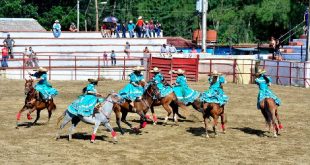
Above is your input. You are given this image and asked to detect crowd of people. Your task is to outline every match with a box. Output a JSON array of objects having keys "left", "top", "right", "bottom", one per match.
[{"left": 101, "top": 16, "right": 162, "bottom": 38}]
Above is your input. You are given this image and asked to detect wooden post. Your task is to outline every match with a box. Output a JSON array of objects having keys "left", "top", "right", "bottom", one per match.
[
  {"left": 22, "top": 54, "right": 25, "bottom": 79},
  {"left": 49, "top": 56, "right": 51, "bottom": 80},
  {"left": 195, "top": 55, "right": 200, "bottom": 82},
  {"left": 276, "top": 61, "right": 279, "bottom": 84},
  {"left": 123, "top": 57, "right": 126, "bottom": 80},
  {"left": 233, "top": 59, "right": 237, "bottom": 83},
  {"left": 98, "top": 56, "right": 100, "bottom": 80},
  {"left": 289, "top": 62, "right": 292, "bottom": 86}
]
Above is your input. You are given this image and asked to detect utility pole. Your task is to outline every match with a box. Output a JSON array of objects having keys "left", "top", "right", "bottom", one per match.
[
  {"left": 202, "top": 0, "right": 208, "bottom": 52},
  {"left": 77, "top": 0, "right": 80, "bottom": 31},
  {"left": 95, "top": 0, "right": 99, "bottom": 31},
  {"left": 307, "top": 0, "right": 310, "bottom": 61}
]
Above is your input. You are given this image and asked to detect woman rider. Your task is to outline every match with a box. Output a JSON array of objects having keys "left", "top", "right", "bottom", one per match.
[
  {"left": 29, "top": 67, "right": 58, "bottom": 101},
  {"left": 255, "top": 69, "right": 281, "bottom": 109},
  {"left": 118, "top": 66, "right": 145, "bottom": 112},
  {"left": 171, "top": 69, "right": 200, "bottom": 105},
  {"left": 67, "top": 79, "right": 104, "bottom": 117},
  {"left": 200, "top": 70, "right": 229, "bottom": 106},
  {"left": 150, "top": 67, "right": 172, "bottom": 98}
]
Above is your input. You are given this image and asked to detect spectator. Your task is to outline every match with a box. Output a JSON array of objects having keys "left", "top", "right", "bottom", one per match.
[
  {"left": 121, "top": 22, "right": 127, "bottom": 38},
  {"left": 149, "top": 19, "right": 155, "bottom": 38},
  {"left": 69, "top": 22, "right": 78, "bottom": 32},
  {"left": 101, "top": 24, "right": 110, "bottom": 38},
  {"left": 136, "top": 16, "right": 144, "bottom": 38},
  {"left": 111, "top": 50, "right": 116, "bottom": 66},
  {"left": 155, "top": 21, "right": 162, "bottom": 37},
  {"left": 114, "top": 22, "right": 121, "bottom": 38},
  {"left": 142, "top": 47, "right": 151, "bottom": 66},
  {"left": 160, "top": 44, "right": 168, "bottom": 53},
  {"left": 269, "top": 36, "right": 276, "bottom": 60},
  {"left": 143, "top": 21, "right": 150, "bottom": 38},
  {"left": 53, "top": 20, "right": 62, "bottom": 38},
  {"left": 304, "top": 7, "right": 309, "bottom": 35},
  {"left": 124, "top": 41, "right": 131, "bottom": 59},
  {"left": 23, "top": 47, "right": 32, "bottom": 67},
  {"left": 127, "top": 20, "right": 135, "bottom": 38},
  {"left": 190, "top": 47, "right": 197, "bottom": 53},
  {"left": 3, "top": 34, "right": 15, "bottom": 59},
  {"left": 103, "top": 51, "right": 108, "bottom": 66},
  {"left": 1, "top": 43, "right": 9, "bottom": 67},
  {"left": 29, "top": 47, "right": 39, "bottom": 67},
  {"left": 169, "top": 44, "right": 177, "bottom": 54}
]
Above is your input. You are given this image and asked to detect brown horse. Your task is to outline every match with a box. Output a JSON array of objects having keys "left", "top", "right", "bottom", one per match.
[
  {"left": 113, "top": 82, "right": 160, "bottom": 134},
  {"left": 259, "top": 98, "right": 282, "bottom": 137},
  {"left": 16, "top": 79, "right": 56, "bottom": 128},
  {"left": 201, "top": 103, "right": 226, "bottom": 138}
]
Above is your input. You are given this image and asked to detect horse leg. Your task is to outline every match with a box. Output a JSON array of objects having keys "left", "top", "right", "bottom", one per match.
[
  {"left": 275, "top": 109, "right": 283, "bottom": 129},
  {"left": 114, "top": 108, "right": 125, "bottom": 135},
  {"left": 27, "top": 107, "right": 36, "bottom": 120},
  {"left": 47, "top": 109, "right": 52, "bottom": 124},
  {"left": 204, "top": 115, "right": 209, "bottom": 138},
  {"left": 162, "top": 103, "right": 175, "bottom": 126},
  {"left": 220, "top": 106, "right": 226, "bottom": 133},
  {"left": 136, "top": 111, "right": 148, "bottom": 129},
  {"left": 90, "top": 121, "right": 101, "bottom": 143},
  {"left": 212, "top": 114, "right": 219, "bottom": 137},
  {"left": 68, "top": 117, "right": 81, "bottom": 141},
  {"left": 31, "top": 110, "right": 41, "bottom": 126},
  {"left": 150, "top": 106, "right": 158, "bottom": 125},
  {"left": 121, "top": 110, "right": 133, "bottom": 129},
  {"left": 16, "top": 106, "right": 28, "bottom": 128},
  {"left": 102, "top": 120, "right": 118, "bottom": 143},
  {"left": 56, "top": 111, "right": 72, "bottom": 140}
]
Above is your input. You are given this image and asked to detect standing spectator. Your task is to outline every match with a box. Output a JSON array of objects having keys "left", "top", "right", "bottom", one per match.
[
  {"left": 114, "top": 22, "right": 121, "bottom": 38},
  {"left": 1, "top": 43, "right": 9, "bottom": 67},
  {"left": 149, "top": 19, "right": 155, "bottom": 38},
  {"left": 304, "top": 7, "right": 309, "bottom": 35},
  {"left": 52, "top": 20, "right": 62, "bottom": 38},
  {"left": 269, "top": 36, "right": 276, "bottom": 60},
  {"left": 111, "top": 50, "right": 116, "bottom": 66},
  {"left": 3, "top": 34, "right": 15, "bottom": 59},
  {"left": 121, "top": 22, "right": 127, "bottom": 38},
  {"left": 155, "top": 21, "right": 162, "bottom": 37},
  {"left": 127, "top": 20, "right": 135, "bottom": 38},
  {"left": 101, "top": 24, "right": 110, "bottom": 38},
  {"left": 23, "top": 47, "right": 32, "bottom": 67},
  {"left": 103, "top": 51, "right": 108, "bottom": 66},
  {"left": 124, "top": 41, "right": 131, "bottom": 58},
  {"left": 136, "top": 16, "right": 144, "bottom": 38},
  {"left": 144, "top": 21, "right": 150, "bottom": 38},
  {"left": 69, "top": 22, "right": 78, "bottom": 32},
  {"left": 29, "top": 47, "right": 39, "bottom": 67},
  {"left": 142, "top": 47, "right": 151, "bottom": 66}
]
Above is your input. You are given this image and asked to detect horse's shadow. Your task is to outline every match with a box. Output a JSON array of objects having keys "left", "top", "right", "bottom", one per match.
[
  {"left": 231, "top": 127, "right": 267, "bottom": 137},
  {"left": 16, "top": 122, "right": 45, "bottom": 128},
  {"left": 131, "top": 117, "right": 194, "bottom": 126},
  {"left": 186, "top": 127, "right": 211, "bottom": 136},
  {"left": 58, "top": 132, "right": 108, "bottom": 141}
]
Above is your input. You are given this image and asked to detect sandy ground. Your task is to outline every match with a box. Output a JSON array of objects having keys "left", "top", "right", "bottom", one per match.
[{"left": 0, "top": 79, "right": 309, "bottom": 165}]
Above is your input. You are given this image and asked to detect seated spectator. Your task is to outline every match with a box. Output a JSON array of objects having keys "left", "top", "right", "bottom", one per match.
[
  {"left": 103, "top": 51, "right": 108, "bottom": 66},
  {"left": 142, "top": 47, "right": 151, "bottom": 66},
  {"left": 160, "top": 44, "right": 168, "bottom": 54},
  {"left": 124, "top": 42, "right": 130, "bottom": 58},
  {"left": 190, "top": 47, "right": 197, "bottom": 53},
  {"left": 111, "top": 50, "right": 116, "bottom": 66},
  {"left": 52, "top": 20, "right": 62, "bottom": 38},
  {"left": 169, "top": 44, "right": 177, "bottom": 54},
  {"left": 69, "top": 22, "right": 78, "bottom": 32},
  {"left": 29, "top": 47, "right": 39, "bottom": 67},
  {"left": 101, "top": 24, "right": 111, "bottom": 38}
]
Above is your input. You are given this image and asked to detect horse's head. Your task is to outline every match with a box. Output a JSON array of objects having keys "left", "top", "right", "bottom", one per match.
[
  {"left": 144, "top": 81, "right": 160, "bottom": 99},
  {"left": 24, "top": 78, "right": 34, "bottom": 95}
]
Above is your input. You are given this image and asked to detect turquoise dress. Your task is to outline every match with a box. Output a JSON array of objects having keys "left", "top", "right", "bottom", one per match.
[
  {"left": 32, "top": 72, "right": 58, "bottom": 100},
  {"left": 68, "top": 84, "right": 104, "bottom": 117},
  {"left": 172, "top": 75, "right": 200, "bottom": 105},
  {"left": 152, "top": 73, "right": 173, "bottom": 97},
  {"left": 119, "top": 72, "right": 145, "bottom": 101},
  {"left": 255, "top": 75, "right": 281, "bottom": 109},
  {"left": 200, "top": 76, "right": 229, "bottom": 106}
]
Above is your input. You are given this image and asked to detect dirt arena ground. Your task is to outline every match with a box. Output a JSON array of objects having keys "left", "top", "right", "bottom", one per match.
[{"left": 0, "top": 79, "right": 309, "bottom": 164}]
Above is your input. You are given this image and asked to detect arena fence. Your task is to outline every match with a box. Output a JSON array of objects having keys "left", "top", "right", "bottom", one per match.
[{"left": 0, "top": 55, "right": 309, "bottom": 88}]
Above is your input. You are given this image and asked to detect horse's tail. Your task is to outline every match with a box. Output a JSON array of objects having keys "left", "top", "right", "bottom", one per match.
[
  {"left": 264, "top": 99, "right": 272, "bottom": 124},
  {"left": 56, "top": 111, "right": 66, "bottom": 127}
]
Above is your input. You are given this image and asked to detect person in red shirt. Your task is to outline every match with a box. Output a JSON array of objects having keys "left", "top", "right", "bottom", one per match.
[
  {"left": 136, "top": 16, "right": 144, "bottom": 38},
  {"left": 1, "top": 43, "right": 9, "bottom": 67}
]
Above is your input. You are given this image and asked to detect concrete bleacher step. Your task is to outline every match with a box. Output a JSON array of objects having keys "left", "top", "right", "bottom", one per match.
[{"left": 293, "top": 39, "right": 307, "bottom": 46}]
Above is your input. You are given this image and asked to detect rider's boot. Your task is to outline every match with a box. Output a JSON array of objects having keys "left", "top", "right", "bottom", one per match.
[{"left": 130, "top": 101, "right": 137, "bottom": 112}]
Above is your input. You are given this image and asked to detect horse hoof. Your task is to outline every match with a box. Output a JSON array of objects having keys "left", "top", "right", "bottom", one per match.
[
  {"left": 222, "top": 130, "right": 226, "bottom": 134},
  {"left": 273, "top": 134, "right": 278, "bottom": 138},
  {"left": 90, "top": 140, "right": 95, "bottom": 143},
  {"left": 153, "top": 122, "right": 157, "bottom": 125},
  {"left": 205, "top": 135, "right": 210, "bottom": 139}
]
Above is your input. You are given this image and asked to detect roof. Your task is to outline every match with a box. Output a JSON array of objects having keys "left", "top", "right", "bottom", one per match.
[
  {"left": 166, "top": 37, "right": 195, "bottom": 48},
  {"left": 0, "top": 18, "right": 46, "bottom": 32}
]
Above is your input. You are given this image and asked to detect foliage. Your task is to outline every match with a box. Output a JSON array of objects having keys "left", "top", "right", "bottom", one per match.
[{"left": 0, "top": 0, "right": 309, "bottom": 43}]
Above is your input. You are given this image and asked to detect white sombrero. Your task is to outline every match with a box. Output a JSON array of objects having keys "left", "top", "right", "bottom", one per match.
[
  {"left": 138, "top": 16, "right": 143, "bottom": 19},
  {"left": 132, "top": 66, "right": 145, "bottom": 71},
  {"left": 150, "top": 67, "right": 161, "bottom": 73},
  {"left": 55, "top": 20, "right": 59, "bottom": 23},
  {"left": 171, "top": 69, "right": 185, "bottom": 74},
  {"left": 257, "top": 69, "right": 266, "bottom": 75},
  {"left": 34, "top": 67, "right": 48, "bottom": 72},
  {"left": 210, "top": 70, "right": 222, "bottom": 76}
]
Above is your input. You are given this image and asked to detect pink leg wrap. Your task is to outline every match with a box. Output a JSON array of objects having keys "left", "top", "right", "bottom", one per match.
[
  {"left": 91, "top": 133, "right": 96, "bottom": 141},
  {"left": 27, "top": 113, "right": 32, "bottom": 120},
  {"left": 221, "top": 124, "right": 225, "bottom": 130},
  {"left": 111, "top": 131, "right": 117, "bottom": 137},
  {"left": 141, "top": 121, "right": 147, "bottom": 128},
  {"left": 279, "top": 124, "right": 283, "bottom": 129},
  {"left": 16, "top": 113, "right": 21, "bottom": 120},
  {"left": 153, "top": 115, "right": 158, "bottom": 122},
  {"left": 274, "top": 124, "right": 279, "bottom": 132},
  {"left": 145, "top": 114, "right": 150, "bottom": 119}
]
